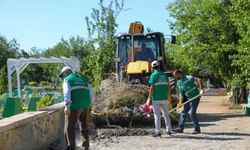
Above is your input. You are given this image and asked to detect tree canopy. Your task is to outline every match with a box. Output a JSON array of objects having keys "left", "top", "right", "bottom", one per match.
[{"left": 167, "top": 0, "right": 250, "bottom": 102}]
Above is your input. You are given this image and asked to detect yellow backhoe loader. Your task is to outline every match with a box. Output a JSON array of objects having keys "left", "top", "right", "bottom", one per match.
[{"left": 115, "top": 21, "right": 175, "bottom": 84}]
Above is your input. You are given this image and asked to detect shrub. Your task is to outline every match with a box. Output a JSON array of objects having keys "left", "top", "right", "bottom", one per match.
[
  {"left": 0, "top": 67, "right": 7, "bottom": 93},
  {"left": 56, "top": 87, "right": 63, "bottom": 92},
  {"left": 36, "top": 95, "right": 55, "bottom": 109},
  {"left": 39, "top": 81, "right": 47, "bottom": 87},
  {"left": 29, "top": 81, "right": 38, "bottom": 87}
]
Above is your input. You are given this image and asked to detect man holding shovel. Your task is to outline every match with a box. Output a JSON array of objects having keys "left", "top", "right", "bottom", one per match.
[
  {"left": 59, "top": 66, "right": 91, "bottom": 150},
  {"left": 172, "top": 70, "right": 205, "bottom": 134}
]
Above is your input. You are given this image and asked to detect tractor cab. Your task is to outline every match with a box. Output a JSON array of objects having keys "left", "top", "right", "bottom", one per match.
[{"left": 116, "top": 32, "right": 166, "bottom": 84}]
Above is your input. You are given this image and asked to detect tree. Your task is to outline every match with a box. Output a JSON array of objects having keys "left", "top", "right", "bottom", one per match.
[
  {"left": 0, "top": 36, "right": 18, "bottom": 68},
  {"left": 41, "top": 36, "right": 95, "bottom": 81},
  {"left": 167, "top": 0, "right": 250, "bottom": 103},
  {"left": 85, "top": 0, "right": 124, "bottom": 85},
  {"left": 0, "top": 35, "right": 19, "bottom": 93},
  {"left": 228, "top": 0, "right": 250, "bottom": 102}
]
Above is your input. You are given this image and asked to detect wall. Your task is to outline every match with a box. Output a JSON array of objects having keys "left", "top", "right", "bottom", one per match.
[{"left": 0, "top": 102, "right": 65, "bottom": 150}]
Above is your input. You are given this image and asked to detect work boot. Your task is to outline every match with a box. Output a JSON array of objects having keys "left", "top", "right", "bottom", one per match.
[
  {"left": 166, "top": 131, "right": 172, "bottom": 136},
  {"left": 82, "top": 130, "right": 90, "bottom": 148},
  {"left": 192, "top": 129, "right": 201, "bottom": 134},
  {"left": 152, "top": 132, "right": 161, "bottom": 137},
  {"left": 66, "top": 146, "right": 71, "bottom": 150},
  {"left": 82, "top": 141, "right": 89, "bottom": 148},
  {"left": 172, "top": 128, "right": 183, "bottom": 133},
  {"left": 65, "top": 145, "right": 76, "bottom": 150}
]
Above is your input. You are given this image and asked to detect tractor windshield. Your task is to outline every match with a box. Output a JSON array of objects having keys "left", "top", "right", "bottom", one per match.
[{"left": 117, "top": 35, "right": 160, "bottom": 67}]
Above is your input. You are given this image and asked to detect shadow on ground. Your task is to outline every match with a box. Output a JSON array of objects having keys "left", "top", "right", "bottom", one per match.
[
  {"left": 198, "top": 113, "right": 244, "bottom": 122},
  {"left": 203, "top": 132, "right": 250, "bottom": 137},
  {"left": 179, "top": 113, "right": 244, "bottom": 128},
  {"left": 169, "top": 134, "right": 242, "bottom": 141},
  {"left": 173, "top": 113, "right": 245, "bottom": 131}
]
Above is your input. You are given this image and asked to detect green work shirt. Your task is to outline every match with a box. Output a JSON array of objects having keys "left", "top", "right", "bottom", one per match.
[
  {"left": 177, "top": 75, "right": 200, "bottom": 99},
  {"left": 148, "top": 70, "right": 169, "bottom": 101},
  {"left": 64, "top": 73, "right": 91, "bottom": 110}
]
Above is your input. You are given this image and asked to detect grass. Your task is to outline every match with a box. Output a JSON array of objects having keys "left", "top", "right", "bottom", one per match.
[
  {"left": 220, "top": 96, "right": 243, "bottom": 110},
  {"left": 0, "top": 93, "right": 5, "bottom": 100},
  {"left": 229, "top": 103, "right": 243, "bottom": 110}
]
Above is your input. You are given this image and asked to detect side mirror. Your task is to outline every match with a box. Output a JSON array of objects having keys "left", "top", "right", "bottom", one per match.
[{"left": 170, "top": 35, "right": 176, "bottom": 44}]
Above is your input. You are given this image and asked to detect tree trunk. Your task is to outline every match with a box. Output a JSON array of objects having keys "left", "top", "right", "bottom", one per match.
[
  {"left": 232, "top": 88, "right": 239, "bottom": 104},
  {"left": 240, "top": 87, "right": 247, "bottom": 103},
  {"left": 233, "top": 87, "right": 248, "bottom": 104}
]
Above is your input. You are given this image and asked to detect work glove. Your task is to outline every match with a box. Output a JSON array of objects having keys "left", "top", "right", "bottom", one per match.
[
  {"left": 200, "top": 89, "right": 205, "bottom": 96},
  {"left": 146, "top": 98, "right": 152, "bottom": 107},
  {"left": 177, "top": 102, "right": 183, "bottom": 108},
  {"left": 64, "top": 104, "right": 71, "bottom": 116}
]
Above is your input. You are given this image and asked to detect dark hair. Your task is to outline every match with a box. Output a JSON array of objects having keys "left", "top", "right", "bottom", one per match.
[
  {"left": 152, "top": 66, "right": 159, "bottom": 69},
  {"left": 174, "top": 69, "right": 182, "bottom": 75}
]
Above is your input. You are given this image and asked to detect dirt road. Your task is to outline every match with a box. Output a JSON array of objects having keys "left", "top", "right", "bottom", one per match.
[{"left": 91, "top": 96, "right": 250, "bottom": 150}]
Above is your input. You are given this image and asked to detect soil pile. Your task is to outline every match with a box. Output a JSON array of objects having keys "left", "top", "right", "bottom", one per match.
[
  {"left": 92, "top": 79, "right": 179, "bottom": 126},
  {"left": 94, "top": 78, "right": 148, "bottom": 112}
]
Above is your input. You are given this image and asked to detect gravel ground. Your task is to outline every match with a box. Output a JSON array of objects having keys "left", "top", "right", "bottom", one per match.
[{"left": 88, "top": 96, "right": 250, "bottom": 150}]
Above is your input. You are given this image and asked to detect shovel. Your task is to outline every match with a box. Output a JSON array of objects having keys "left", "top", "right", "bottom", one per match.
[{"left": 169, "top": 88, "right": 210, "bottom": 113}]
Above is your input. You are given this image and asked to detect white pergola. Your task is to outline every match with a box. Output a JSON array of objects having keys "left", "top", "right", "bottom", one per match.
[{"left": 7, "top": 56, "right": 80, "bottom": 97}]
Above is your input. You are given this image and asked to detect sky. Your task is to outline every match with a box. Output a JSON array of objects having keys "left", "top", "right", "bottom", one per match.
[{"left": 0, "top": 0, "right": 175, "bottom": 51}]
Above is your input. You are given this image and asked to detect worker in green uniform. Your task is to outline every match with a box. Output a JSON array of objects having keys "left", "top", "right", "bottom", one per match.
[
  {"left": 173, "top": 70, "right": 204, "bottom": 134},
  {"left": 147, "top": 60, "right": 172, "bottom": 137},
  {"left": 59, "top": 66, "right": 92, "bottom": 150}
]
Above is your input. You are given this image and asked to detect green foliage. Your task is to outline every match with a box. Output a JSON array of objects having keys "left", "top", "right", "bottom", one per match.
[
  {"left": 43, "top": 87, "right": 50, "bottom": 91},
  {"left": 36, "top": 96, "right": 55, "bottom": 109},
  {"left": 227, "top": 75, "right": 245, "bottom": 89},
  {"left": 85, "top": 0, "right": 124, "bottom": 86},
  {"left": 229, "top": 0, "right": 250, "bottom": 88},
  {"left": 56, "top": 87, "right": 63, "bottom": 92},
  {"left": 229, "top": 103, "right": 242, "bottom": 110},
  {"left": 41, "top": 36, "right": 96, "bottom": 83},
  {"left": 0, "top": 36, "right": 18, "bottom": 68},
  {"left": 167, "top": 0, "right": 250, "bottom": 103},
  {"left": 0, "top": 36, "right": 19, "bottom": 93},
  {"left": 0, "top": 67, "right": 7, "bottom": 93},
  {"left": 39, "top": 81, "right": 48, "bottom": 87},
  {"left": 21, "top": 105, "right": 28, "bottom": 113},
  {"left": 31, "top": 89, "right": 40, "bottom": 97},
  {"left": 0, "top": 108, "right": 3, "bottom": 120},
  {"left": 29, "top": 81, "right": 38, "bottom": 87}
]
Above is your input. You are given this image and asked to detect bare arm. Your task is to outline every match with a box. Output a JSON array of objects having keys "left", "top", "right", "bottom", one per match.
[
  {"left": 179, "top": 96, "right": 184, "bottom": 104},
  {"left": 195, "top": 77, "right": 204, "bottom": 90},
  {"left": 148, "top": 84, "right": 155, "bottom": 99},
  {"left": 194, "top": 77, "right": 205, "bottom": 95},
  {"left": 177, "top": 89, "right": 184, "bottom": 107}
]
